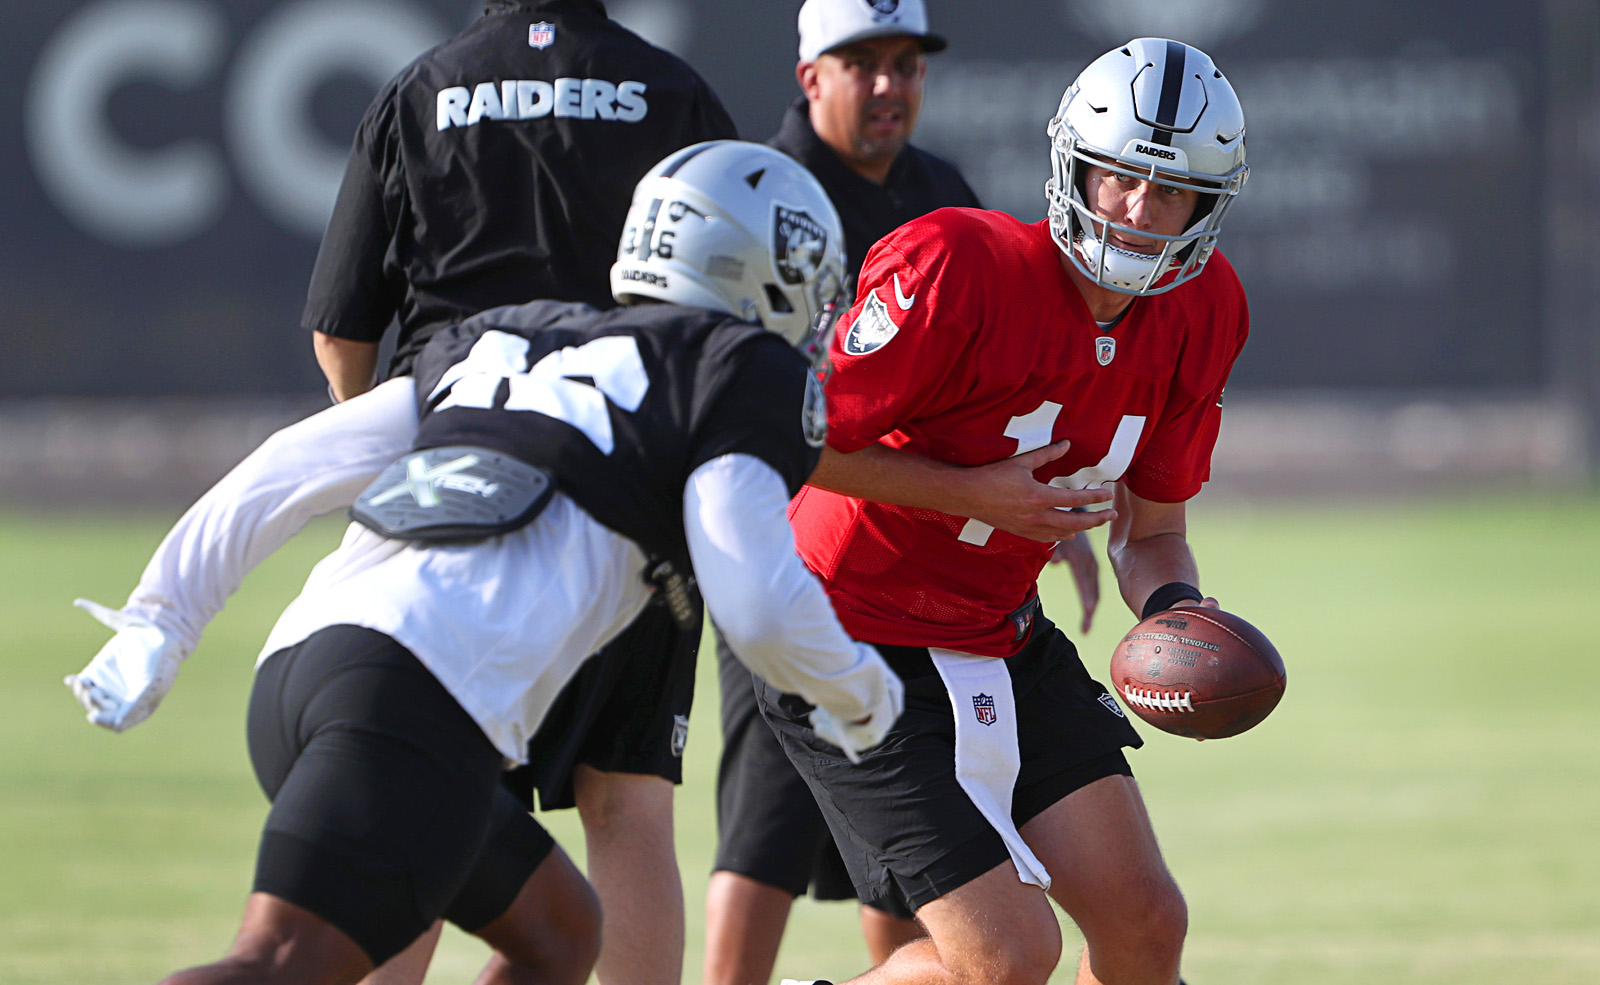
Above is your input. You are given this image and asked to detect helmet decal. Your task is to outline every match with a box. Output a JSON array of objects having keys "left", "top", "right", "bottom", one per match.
[{"left": 774, "top": 207, "right": 829, "bottom": 286}]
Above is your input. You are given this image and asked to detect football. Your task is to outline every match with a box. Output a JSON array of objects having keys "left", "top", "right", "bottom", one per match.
[{"left": 1109, "top": 606, "right": 1285, "bottom": 740}]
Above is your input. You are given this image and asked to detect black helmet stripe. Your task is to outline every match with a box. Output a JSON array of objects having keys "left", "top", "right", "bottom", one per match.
[{"left": 1148, "top": 39, "right": 1188, "bottom": 146}]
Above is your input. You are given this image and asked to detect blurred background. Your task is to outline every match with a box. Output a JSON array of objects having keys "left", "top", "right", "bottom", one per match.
[
  {"left": 2, "top": 0, "right": 1597, "bottom": 499},
  {"left": 3, "top": 2, "right": 1599, "bottom": 984}
]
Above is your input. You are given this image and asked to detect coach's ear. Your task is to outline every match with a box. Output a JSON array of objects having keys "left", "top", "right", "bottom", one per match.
[{"left": 64, "top": 599, "right": 188, "bottom": 732}]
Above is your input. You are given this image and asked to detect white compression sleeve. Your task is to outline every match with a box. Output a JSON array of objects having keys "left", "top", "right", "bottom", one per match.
[
  {"left": 684, "top": 453, "right": 892, "bottom": 723},
  {"left": 122, "top": 377, "right": 418, "bottom": 654}
]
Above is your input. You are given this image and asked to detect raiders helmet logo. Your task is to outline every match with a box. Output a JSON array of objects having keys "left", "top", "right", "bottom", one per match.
[
  {"left": 842, "top": 290, "right": 899, "bottom": 355},
  {"left": 773, "top": 206, "right": 828, "bottom": 286},
  {"left": 1095, "top": 335, "right": 1116, "bottom": 366}
]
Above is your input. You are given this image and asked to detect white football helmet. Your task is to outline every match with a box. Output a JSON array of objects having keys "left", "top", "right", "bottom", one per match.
[
  {"left": 611, "top": 140, "right": 847, "bottom": 348},
  {"left": 1045, "top": 38, "right": 1249, "bottom": 295}
]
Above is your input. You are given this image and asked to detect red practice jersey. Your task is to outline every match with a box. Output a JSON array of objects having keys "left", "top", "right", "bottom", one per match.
[{"left": 789, "top": 209, "right": 1249, "bottom": 656}]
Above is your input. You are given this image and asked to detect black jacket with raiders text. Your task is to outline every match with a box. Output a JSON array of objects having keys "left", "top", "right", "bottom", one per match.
[
  {"left": 409, "top": 300, "right": 823, "bottom": 566},
  {"left": 766, "top": 96, "right": 981, "bottom": 281},
  {"left": 304, "top": 0, "right": 737, "bottom": 376}
]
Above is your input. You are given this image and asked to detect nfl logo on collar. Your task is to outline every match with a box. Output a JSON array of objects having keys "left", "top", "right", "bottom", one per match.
[
  {"left": 1095, "top": 336, "right": 1116, "bottom": 366},
  {"left": 528, "top": 21, "right": 556, "bottom": 49}
]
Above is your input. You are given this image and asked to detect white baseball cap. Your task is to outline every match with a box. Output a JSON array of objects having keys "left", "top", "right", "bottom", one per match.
[{"left": 797, "top": 0, "right": 948, "bottom": 62}]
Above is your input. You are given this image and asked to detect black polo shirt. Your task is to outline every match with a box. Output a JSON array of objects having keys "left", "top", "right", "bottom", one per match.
[
  {"left": 766, "top": 96, "right": 981, "bottom": 280},
  {"left": 303, "top": 0, "right": 737, "bottom": 376}
]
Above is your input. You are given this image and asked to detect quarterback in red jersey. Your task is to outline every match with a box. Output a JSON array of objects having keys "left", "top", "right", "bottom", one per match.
[{"left": 771, "top": 38, "right": 1251, "bottom": 985}]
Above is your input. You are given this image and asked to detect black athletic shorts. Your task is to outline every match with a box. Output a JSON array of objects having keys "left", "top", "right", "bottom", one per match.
[
  {"left": 247, "top": 625, "right": 555, "bottom": 965},
  {"left": 502, "top": 591, "right": 702, "bottom": 811},
  {"left": 755, "top": 613, "right": 1142, "bottom": 913},
  {"left": 714, "top": 634, "right": 911, "bottom": 918}
]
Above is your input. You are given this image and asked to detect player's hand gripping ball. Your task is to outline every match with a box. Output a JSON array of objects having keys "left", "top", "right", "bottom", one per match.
[{"left": 1110, "top": 607, "right": 1285, "bottom": 739}]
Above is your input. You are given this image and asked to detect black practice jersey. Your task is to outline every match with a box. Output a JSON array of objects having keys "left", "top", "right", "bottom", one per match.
[
  {"left": 766, "top": 97, "right": 981, "bottom": 280},
  {"left": 410, "top": 301, "right": 823, "bottom": 564},
  {"left": 303, "top": 0, "right": 737, "bottom": 376}
]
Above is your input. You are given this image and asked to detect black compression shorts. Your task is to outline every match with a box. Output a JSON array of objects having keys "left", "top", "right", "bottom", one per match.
[
  {"left": 755, "top": 614, "right": 1141, "bottom": 912},
  {"left": 503, "top": 592, "right": 702, "bottom": 811},
  {"left": 713, "top": 634, "right": 911, "bottom": 917},
  {"left": 247, "top": 625, "right": 554, "bottom": 965}
]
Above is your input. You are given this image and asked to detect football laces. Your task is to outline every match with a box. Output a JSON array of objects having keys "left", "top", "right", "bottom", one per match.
[{"left": 1119, "top": 686, "right": 1195, "bottom": 714}]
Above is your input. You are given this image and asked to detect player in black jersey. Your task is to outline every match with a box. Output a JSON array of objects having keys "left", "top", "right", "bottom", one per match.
[
  {"left": 65, "top": 141, "right": 903, "bottom": 985},
  {"left": 301, "top": 7, "right": 737, "bottom": 982}
]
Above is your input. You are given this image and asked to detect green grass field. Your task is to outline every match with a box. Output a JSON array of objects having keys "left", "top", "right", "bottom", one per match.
[{"left": 3, "top": 493, "right": 1598, "bottom": 984}]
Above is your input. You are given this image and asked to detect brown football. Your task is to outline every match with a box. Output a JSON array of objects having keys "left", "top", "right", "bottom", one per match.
[{"left": 1109, "top": 607, "right": 1285, "bottom": 740}]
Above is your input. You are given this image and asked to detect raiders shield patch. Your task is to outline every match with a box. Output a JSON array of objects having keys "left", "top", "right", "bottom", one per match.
[
  {"left": 671, "top": 714, "right": 690, "bottom": 757},
  {"left": 972, "top": 693, "right": 997, "bottom": 726},
  {"left": 1098, "top": 692, "right": 1126, "bottom": 719},
  {"left": 1095, "top": 336, "right": 1116, "bottom": 366},
  {"left": 774, "top": 206, "right": 828, "bottom": 285},
  {"left": 842, "top": 290, "right": 899, "bottom": 355},
  {"left": 802, "top": 370, "right": 828, "bottom": 448}
]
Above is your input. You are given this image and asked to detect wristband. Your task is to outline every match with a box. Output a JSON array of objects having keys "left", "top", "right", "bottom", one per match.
[{"left": 1141, "top": 581, "right": 1204, "bottom": 620}]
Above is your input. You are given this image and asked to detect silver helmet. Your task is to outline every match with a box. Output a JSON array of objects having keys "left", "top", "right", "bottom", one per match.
[
  {"left": 1045, "top": 38, "right": 1249, "bottom": 295},
  {"left": 611, "top": 140, "right": 847, "bottom": 348}
]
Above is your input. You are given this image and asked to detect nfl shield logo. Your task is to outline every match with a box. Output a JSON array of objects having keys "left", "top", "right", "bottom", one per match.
[
  {"left": 972, "top": 693, "right": 997, "bottom": 726},
  {"left": 528, "top": 22, "right": 556, "bottom": 49},
  {"left": 1095, "top": 336, "right": 1116, "bottom": 366}
]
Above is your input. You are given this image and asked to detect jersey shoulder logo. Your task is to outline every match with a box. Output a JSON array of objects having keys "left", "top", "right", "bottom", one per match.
[
  {"left": 892, "top": 272, "right": 915, "bottom": 310},
  {"left": 528, "top": 22, "right": 555, "bottom": 49},
  {"left": 842, "top": 290, "right": 900, "bottom": 355},
  {"left": 1095, "top": 335, "right": 1116, "bottom": 366}
]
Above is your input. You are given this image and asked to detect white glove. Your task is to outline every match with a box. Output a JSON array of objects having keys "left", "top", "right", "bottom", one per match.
[
  {"left": 808, "top": 669, "right": 904, "bottom": 764},
  {"left": 64, "top": 598, "right": 186, "bottom": 732}
]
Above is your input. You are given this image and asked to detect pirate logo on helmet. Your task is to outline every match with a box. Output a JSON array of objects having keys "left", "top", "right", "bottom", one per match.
[{"left": 773, "top": 207, "right": 828, "bottom": 286}]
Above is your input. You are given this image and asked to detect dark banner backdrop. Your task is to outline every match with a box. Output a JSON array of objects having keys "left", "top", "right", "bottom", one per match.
[{"left": 2, "top": 0, "right": 1589, "bottom": 398}]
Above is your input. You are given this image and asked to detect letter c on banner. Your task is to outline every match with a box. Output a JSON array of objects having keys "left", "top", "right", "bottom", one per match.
[{"left": 25, "top": 0, "right": 229, "bottom": 247}]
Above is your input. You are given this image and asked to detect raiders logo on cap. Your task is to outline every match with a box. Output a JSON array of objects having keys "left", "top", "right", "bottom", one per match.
[
  {"left": 774, "top": 206, "right": 829, "bottom": 285},
  {"left": 867, "top": 0, "right": 901, "bottom": 16}
]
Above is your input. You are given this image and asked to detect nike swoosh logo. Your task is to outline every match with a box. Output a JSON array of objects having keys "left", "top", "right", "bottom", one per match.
[{"left": 892, "top": 273, "right": 915, "bottom": 310}]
